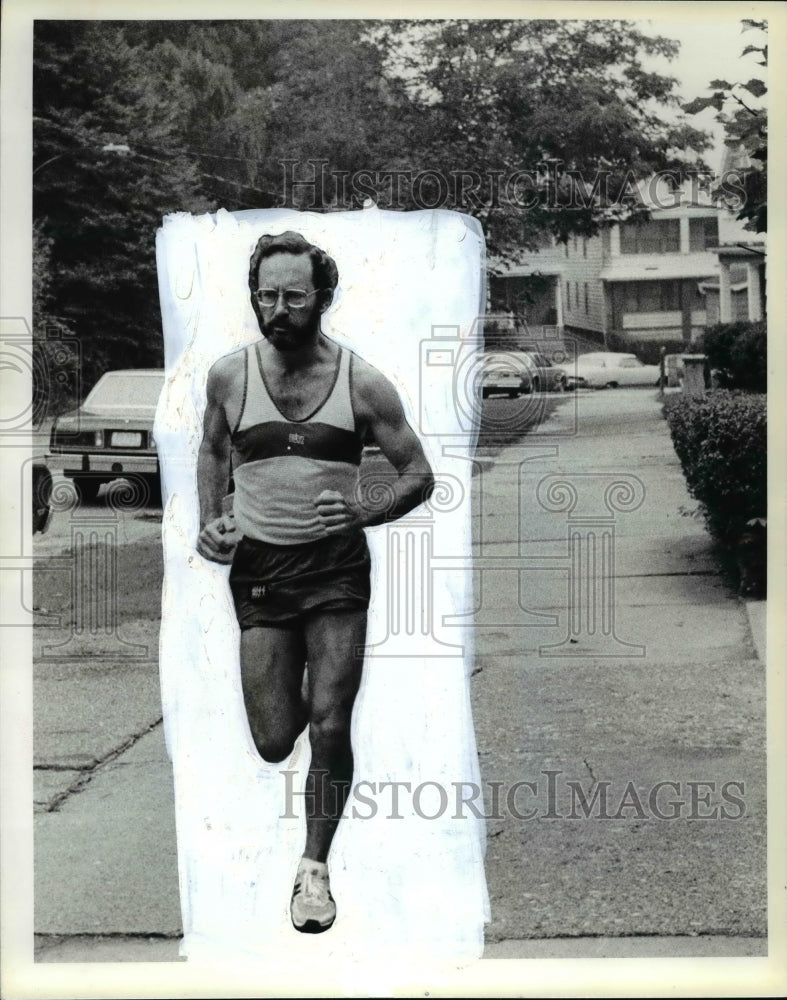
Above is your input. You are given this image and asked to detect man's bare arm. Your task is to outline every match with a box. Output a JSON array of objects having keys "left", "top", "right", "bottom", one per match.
[
  {"left": 197, "top": 361, "right": 233, "bottom": 525},
  {"left": 315, "top": 360, "right": 435, "bottom": 535},
  {"left": 196, "top": 358, "right": 240, "bottom": 561}
]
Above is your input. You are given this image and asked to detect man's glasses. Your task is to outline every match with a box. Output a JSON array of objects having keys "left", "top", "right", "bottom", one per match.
[{"left": 255, "top": 288, "right": 324, "bottom": 310}]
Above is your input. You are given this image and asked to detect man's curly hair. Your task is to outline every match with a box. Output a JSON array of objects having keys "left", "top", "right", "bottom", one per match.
[{"left": 248, "top": 231, "right": 339, "bottom": 327}]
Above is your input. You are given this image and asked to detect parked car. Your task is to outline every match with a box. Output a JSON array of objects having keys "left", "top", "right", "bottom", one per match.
[
  {"left": 481, "top": 314, "right": 568, "bottom": 392},
  {"left": 46, "top": 369, "right": 164, "bottom": 502},
  {"left": 479, "top": 352, "right": 534, "bottom": 398},
  {"left": 556, "top": 352, "right": 661, "bottom": 390},
  {"left": 519, "top": 351, "right": 567, "bottom": 392},
  {"left": 32, "top": 461, "right": 53, "bottom": 534}
]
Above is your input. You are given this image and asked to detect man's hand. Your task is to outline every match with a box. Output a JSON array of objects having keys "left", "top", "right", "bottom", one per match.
[
  {"left": 197, "top": 514, "right": 241, "bottom": 564},
  {"left": 314, "top": 489, "right": 364, "bottom": 535}
]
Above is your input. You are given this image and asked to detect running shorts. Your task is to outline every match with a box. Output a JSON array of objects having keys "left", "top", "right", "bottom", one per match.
[{"left": 229, "top": 530, "right": 371, "bottom": 629}]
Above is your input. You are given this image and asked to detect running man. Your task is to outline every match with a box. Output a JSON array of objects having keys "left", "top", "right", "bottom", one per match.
[{"left": 196, "top": 231, "right": 435, "bottom": 933}]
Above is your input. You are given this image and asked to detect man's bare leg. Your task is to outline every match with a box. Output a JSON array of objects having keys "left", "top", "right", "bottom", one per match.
[
  {"left": 240, "top": 626, "right": 309, "bottom": 763},
  {"left": 302, "top": 608, "right": 367, "bottom": 863}
]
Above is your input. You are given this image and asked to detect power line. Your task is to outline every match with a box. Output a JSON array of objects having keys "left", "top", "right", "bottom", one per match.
[
  {"left": 33, "top": 114, "right": 276, "bottom": 198},
  {"left": 34, "top": 112, "right": 271, "bottom": 170}
]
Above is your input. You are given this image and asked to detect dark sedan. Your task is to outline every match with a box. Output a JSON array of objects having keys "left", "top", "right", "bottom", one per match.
[{"left": 46, "top": 369, "right": 164, "bottom": 502}]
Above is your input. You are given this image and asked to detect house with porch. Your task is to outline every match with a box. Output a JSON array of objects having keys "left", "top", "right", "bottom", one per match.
[
  {"left": 697, "top": 241, "right": 766, "bottom": 326},
  {"left": 490, "top": 176, "right": 763, "bottom": 350}
]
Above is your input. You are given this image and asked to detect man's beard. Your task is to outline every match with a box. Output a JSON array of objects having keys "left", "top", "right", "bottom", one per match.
[{"left": 261, "top": 315, "right": 320, "bottom": 352}]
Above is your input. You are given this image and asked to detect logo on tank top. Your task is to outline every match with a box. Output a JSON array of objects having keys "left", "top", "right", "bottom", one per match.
[{"left": 288, "top": 432, "right": 305, "bottom": 446}]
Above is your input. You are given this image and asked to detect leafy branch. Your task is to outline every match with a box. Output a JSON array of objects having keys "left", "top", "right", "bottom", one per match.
[{"left": 682, "top": 20, "right": 767, "bottom": 232}]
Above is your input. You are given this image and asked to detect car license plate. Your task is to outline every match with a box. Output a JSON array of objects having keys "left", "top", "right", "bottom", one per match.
[{"left": 111, "top": 431, "right": 142, "bottom": 447}]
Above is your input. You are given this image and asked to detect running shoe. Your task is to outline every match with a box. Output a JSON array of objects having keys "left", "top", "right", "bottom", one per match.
[{"left": 290, "top": 858, "right": 336, "bottom": 933}]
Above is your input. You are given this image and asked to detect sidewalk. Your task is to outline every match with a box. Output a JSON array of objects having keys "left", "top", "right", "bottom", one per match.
[
  {"left": 30, "top": 388, "right": 767, "bottom": 966},
  {"left": 470, "top": 388, "right": 767, "bottom": 951}
]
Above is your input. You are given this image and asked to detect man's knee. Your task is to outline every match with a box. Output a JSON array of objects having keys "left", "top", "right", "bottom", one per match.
[
  {"left": 254, "top": 735, "right": 296, "bottom": 764},
  {"left": 308, "top": 710, "right": 352, "bottom": 750}
]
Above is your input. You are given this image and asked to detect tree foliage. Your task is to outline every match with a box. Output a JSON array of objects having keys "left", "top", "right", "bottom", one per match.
[
  {"left": 683, "top": 20, "right": 767, "bottom": 231},
  {"left": 34, "top": 19, "right": 711, "bottom": 397},
  {"left": 32, "top": 222, "right": 79, "bottom": 422},
  {"left": 34, "top": 22, "right": 214, "bottom": 392},
  {"left": 373, "top": 20, "right": 710, "bottom": 252}
]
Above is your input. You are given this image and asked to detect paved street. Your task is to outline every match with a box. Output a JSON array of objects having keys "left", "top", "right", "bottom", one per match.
[{"left": 31, "top": 388, "right": 767, "bottom": 963}]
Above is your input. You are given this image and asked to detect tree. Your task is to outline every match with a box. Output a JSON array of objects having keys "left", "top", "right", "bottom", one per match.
[
  {"left": 33, "top": 20, "right": 409, "bottom": 402},
  {"left": 373, "top": 20, "right": 712, "bottom": 260},
  {"left": 682, "top": 19, "right": 767, "bottom": 232},
  {"left": 33, "top": 22, "right": 212, "bottom": 393},
  {"left": 120, "top": 19, "right": 711, "bottom": 256},
  {"left": 170, "top": 21, "right": 411, "bottom": 210},
  {"left": 35, "top": 18, "right": 713, "bottom": 390},
  {"left": 110, "top": 21, "right": 409, "bottom": 212},
  {"left": 32, "top": 222, "right": 79, "bottom": 422}
]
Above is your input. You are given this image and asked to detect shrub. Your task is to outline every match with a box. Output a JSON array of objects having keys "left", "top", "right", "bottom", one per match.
[
  {"left": 663, "top": 391, "right": 767, "bottom": 544},
  {"left": 701, "top": 322, "right": 767, "bottom": 392}
]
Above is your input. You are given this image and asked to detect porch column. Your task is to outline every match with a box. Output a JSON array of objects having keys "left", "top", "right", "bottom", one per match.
[
  {"left": 679, "top": 216, "right": 690, "bottom": 253},
  {"left": 555, "top": 275, "right": 563, "bottom": 328},
  {"left": 718, "top": 259, "right": 732, "bottom": 323},
  {"left": 746, "top": 261, "right": 763, "bottom": 321}
]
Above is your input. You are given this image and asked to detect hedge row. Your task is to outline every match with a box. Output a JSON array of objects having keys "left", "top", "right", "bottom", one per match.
[{"left": 663, "top": 390, "right": 767, "bottom": 544}]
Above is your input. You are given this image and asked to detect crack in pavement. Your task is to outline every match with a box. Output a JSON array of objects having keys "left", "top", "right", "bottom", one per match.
[
  {"left": 39, "top": 717, "right": 163, "bottom": 813},
  {"left": 583, "top": 757, "right": 598, "bottom": 784},
  {"left": 34, "top": 763, "right": 88, "bottom": 773}
]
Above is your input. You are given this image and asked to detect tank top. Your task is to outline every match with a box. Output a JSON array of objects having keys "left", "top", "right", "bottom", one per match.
[{"left": 230, "top": 342, "right": 363, "bottom": 545}]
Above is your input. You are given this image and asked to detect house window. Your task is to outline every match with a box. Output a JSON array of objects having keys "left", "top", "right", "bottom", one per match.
[
  {"left": 565, "top": 242, "right": 569, "bottom": 258},
  {"left": 623, "top": 280, "right": 681, "bottom": 312},
  {"left": 730, "top": 264, "right": 748, "bottom": 283},
  {"left": 584, "top": 282, "right": 589, "bottom": 312},
  {"left": 689, "top": 217, "right": 720, "bottom": 251},
  {"left": 583, "top": 237, "right": 588, "bottom": 259},
  {"left": 620, "top": 219, "right": 680, "bottom": 254}
]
